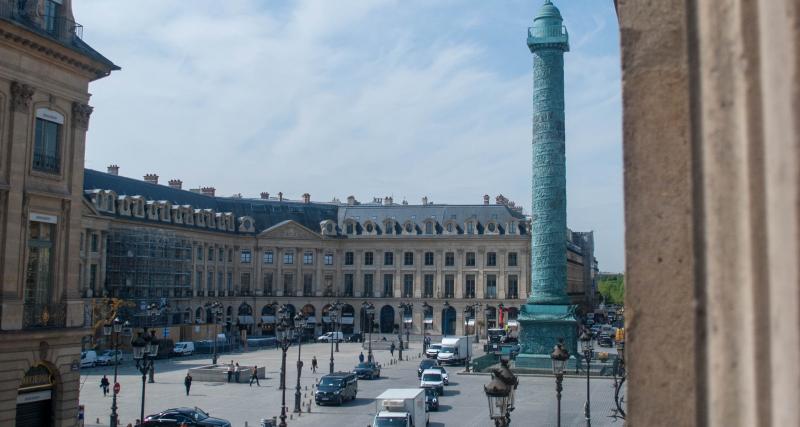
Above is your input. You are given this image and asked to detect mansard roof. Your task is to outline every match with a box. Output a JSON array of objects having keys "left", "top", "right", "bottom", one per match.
[{"left": 337, "top": 204, "right": 526, "bottom": 227}]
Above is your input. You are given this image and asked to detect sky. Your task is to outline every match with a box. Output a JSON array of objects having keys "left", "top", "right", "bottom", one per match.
[{"left": 74, "top": 0, "right": 624, "bottom": 273}]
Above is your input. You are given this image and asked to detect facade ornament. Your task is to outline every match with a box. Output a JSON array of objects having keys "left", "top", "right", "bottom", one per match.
[
  {"left": 10, "top": 82, "right": 34, "bottom": 112},
  {"left": 71, "top": 102, "right": 93, "bottom": 129}
]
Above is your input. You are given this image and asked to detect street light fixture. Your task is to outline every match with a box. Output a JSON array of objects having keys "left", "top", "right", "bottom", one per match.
[
  {"left": 293, "top": 312, "right": 306, "bottom": 413},
  {"left": 362, "top": 301, "right": 375, "bottom": 362},
  {"left": 421, "top": 302, "right": 432, "bottom": 351},
  {"left": 104, "top": 317, "right": 126, "bottom": 427},
  {"left": 443, "top": 301, "right": 451, "bottom": 338},
  {"left": 550, "top": 339, "right": 570, "bottom": 427},
  {"left": 397, "top": 302, "right": 412, "bottom": 361},
  {"left": 484, "top": 358, "right": 518, "bottom": 427},
  {"left": 580, "top": 330, "right": 593, "bottom": 426},
  {"left": 132, "top": 329, "right": 159, "bottom": 425},
  {"left": 205, "top": 301, "right": 223, "bottom": 365},
  {"left": 276, "top": 307, "right": 291, "bottom": 427},
  {"left": 328, "top": 302, "right": 340, "bottom": 374}
]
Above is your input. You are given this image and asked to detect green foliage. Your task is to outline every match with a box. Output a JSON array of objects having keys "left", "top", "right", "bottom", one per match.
[{"left": 598, "top": 275, "right": 625, "bottom": 305}]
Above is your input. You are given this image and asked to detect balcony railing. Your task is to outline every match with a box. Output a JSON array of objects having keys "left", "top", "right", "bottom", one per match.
[
  {"left": 0, "top": 3, "right": 84, "bottom": 44},
  {"left": 23, "top": 303, "right": 67, "bottom": 329},
  {"left": 32, "top": 152, "right": 60, "bottom": 174}
]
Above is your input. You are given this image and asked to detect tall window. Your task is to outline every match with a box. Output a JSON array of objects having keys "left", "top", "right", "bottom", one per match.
[
  {"left": 424, "top": 252, "right": 434, "bottom": 266},
  {"left": 466, "top": 252, "right": 476, "bottom": 266},
  {"left": 90, "top": 234, "right": 98, "bottom": 252},
  {"left": 385, "top": 222, "right": 393, "bottom": 235},
  {"left": 465, "top": 275, "right": 476, "bottom": 299},
  {"left": 446, "top": 222, "right": 454, "bottom": 233},
  {"left": 423, "top": 274, "right": 434, "bottom": 298},
  {"left": 283, "top": 273, "right": 294, "bottom": 295},
  {"left": 228, "top": 249, "right": 233, "bottom": 262},
  {"left": 425, "top": 222, "right": 433, "bottom": 234},
  {"left": 344, "top": 274, "right": 354, "bottom": 297},
  {"left": 89, "top": 264, "right": 97, "bottom": 291},
  {"left": 364, "top": 251, "right": 374, "bottom": 266},
  {"left": 195, "top": 271, "right": 203, "bottom": 294},
  {"left": 444, "top": 275, "right": 455, "bottom": 298},
  {"left": 32, "top": 109, "right": 62, "bottom": 174},
  {"left": 197, "top": 246, "right": 203, "bottom": 261},
  {"left": 263, "top": 273, "right": 273, "bottom": 296},
  {"left": 403, "top": 274, "right": 414, "bottom": 298},
  {"left": 486, "top": 252, "right": 497, "bottom": 267},
  {"left": 404, "top": 251, "right": 414, "bottom": 266},
  {"left": 217, "top": 271, "right": 223, "bottom": 294},
  {"left": 303, "top": 273, "right": 313, "bottom": 295},
  {"left": 283, "top": 251, "right": 294, "bottom": 264},
  {"left": 208, "top": 247, "right": 214, "bottom": 261},
  {"left": 226, "top": 272, "right": 232, "bottom": 292},
  {"left": 364, "top": 273, "right": 374, "bottom": 297},
  {"left": 445, "top": 252, "right": 454, "bottom": 266},
  {"left": 383, "top": 274, "right": 393, "bottom": 297},
  {"left": 508, "top": 252, "right": 518, "bottom": 267},
  {"left": 219, "top": 247, "right": 224, "bottom": 262},
  {"left": 303, "top": 251, "right": 314, "bottom": 265},
  {"left": 508, "top": 223, "right": 516, "bottom": 234},
  {"left": 384, "top": 251, "right": 394, "bottom": 266},
  {"left": 467, "top": 222, "right": 475, "bottom": 234},
  {"left": 508, "top": 275, "right": 519, "bottom": 299},
  {"left": 346, "top": 223, "right": 354, "bottom": 234},
  {"left": 43, "top": 0, "right": 60, "bottom": 35},
  {"left": 207, "top": 271, "right": 213, "bottom": 293},
  {"left": 324, "top": 253, "right": 333, "bottom": 265},
  {"left": 241, "top": 273, "right": 251, "bottom": 293},
  {"left": 345, "top": 251, "right": 354, "bottom": 265},
  {"left": 240, "top": 249, "right": 252, "bottom": 263},
  {"left": 486, "top": 274, "right": 497, "bottom": 299},
  {"left": 263, "top": 250, "right": 274, "bottom": 264}
]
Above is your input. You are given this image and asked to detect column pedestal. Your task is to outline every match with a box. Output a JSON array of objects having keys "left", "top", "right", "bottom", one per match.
[{"left": 515, "top": 303, "right": 578, "bottom": 371}]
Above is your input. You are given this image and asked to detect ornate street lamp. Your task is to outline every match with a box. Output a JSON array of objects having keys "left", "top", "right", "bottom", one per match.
[
  {"left": 276, "top": 307, "right": 291, "bottom": 427},
  {"left": 205, "top": 301, "right": 223, "bottom": 365},
  {"left": 580, "top": 330, "right": 594, "bottom": 426},
  {"left": 442, "top": 301, "right": 451, "bottom": 338},
  {"left": 484, "top": 358, "right": 518, "bottom": 426},
  {"left": 421, "top": 302, "right": 431, "bottom": 351},
  {"left": 551, "top": 339, "right": 570, "bottom": 427},
  {"left": 293, "top": 312, "right": 306, "bottom": 413},
  {"left": 328, "top": 302, "right": 340, "bottom": 374},
  {"left": 132, "top": 329, "right": 159, "bottom": 424},
  {"left": 362, "top": 301, "right": 375, "bottom": 362},
  {"left": 104, "top": 317, "right": 127, "bottom": 427},
  {"left": 397, "top": 302, "right": 412, "bottom": 361}
]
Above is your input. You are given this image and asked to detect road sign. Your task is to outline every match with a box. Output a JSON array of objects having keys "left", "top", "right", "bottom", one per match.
[{"left": 113, "top": 382, "right": 120, "bottom": 394}]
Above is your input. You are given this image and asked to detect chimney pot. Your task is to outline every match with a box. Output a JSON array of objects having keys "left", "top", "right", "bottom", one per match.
[
  {"left": 107, "top": 164, "right": 119, "bottom": 175},
  {"left": 347, "top": 195, "right": 356, "bottom": 205},
  {"left": 200, "top": 187, "right": 216, "bottom": 197},
  {"left": 483, "top": 194, "right": 490, "bottom": 205},
  {"left": 168, "top": 179, "right": 182, "bottom": 190},
  {"left": 422, "top": 196, "right": 428, "bottom": 205},
  {"left": 278, "top": 192, "right": 283, "bottom": 201},
  {"left": 302, "top": 193, "right": 311, "bottom": 204},
  {"left": 260, "top": 192, "right": 270, "bottom": 200},
  {"left": 143, "top": 174, "right": 159, "bottom": 185}
]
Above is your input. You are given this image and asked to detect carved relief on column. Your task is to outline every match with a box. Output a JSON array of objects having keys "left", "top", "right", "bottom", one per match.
[
  {"left": 72, "top": 102, "right": 93, "bottom": 129},
  {"left": 10, "top": 82, "right": 34, "bottom": 112}
]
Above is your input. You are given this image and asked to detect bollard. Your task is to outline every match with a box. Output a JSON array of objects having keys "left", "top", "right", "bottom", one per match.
[
  {"left": 290, "top": 414, "right": 293, "bottom": 420},
  {"left": 245, "top": 422, "right": 248, "bottom": 427},
  {"left": 96, "top": 419, "right": 99, "bottom": 424}
]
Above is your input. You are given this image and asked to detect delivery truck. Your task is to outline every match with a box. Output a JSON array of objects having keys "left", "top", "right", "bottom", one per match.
[
  {"left": 373, "top": 388, "right": 428, "bottom": 427},
  {"left": 436, "top": 336, "right": 472, "bottom": 365}
]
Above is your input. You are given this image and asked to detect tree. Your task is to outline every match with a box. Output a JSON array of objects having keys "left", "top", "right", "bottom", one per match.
[{"left": 598, "top": 275, "right": 625, "bottom": 305}]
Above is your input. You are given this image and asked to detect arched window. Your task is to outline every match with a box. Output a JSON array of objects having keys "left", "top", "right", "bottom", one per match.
[
  {"left": 467, "top": 222, "right": 475, "bottom": 234},
  {"left": 326, "top": 223, "right": 333, "bottom": 233},
  {"left": 366, "top": 223, "right": 374, "bottom": 233},
  {"left": 346, "top": 222, "right": 355, "bottom": 235},
  {"left": 446, "top": 222, "right": 454, "bottom": 233},
  {"left": 487, "top": 222, "right": 496, "bottom": 233}
]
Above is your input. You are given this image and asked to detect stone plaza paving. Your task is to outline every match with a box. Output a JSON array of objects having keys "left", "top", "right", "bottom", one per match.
[{"left": 79, "top": 341, "right": 624, "bottom": 427}]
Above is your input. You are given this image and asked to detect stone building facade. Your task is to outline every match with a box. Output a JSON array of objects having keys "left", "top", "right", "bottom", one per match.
[
  {"left": 80, "top": 167, "right": 597, "bottom": 343},
  {"left": 0, "top": 1, "right": 117, "bottom": 426}
]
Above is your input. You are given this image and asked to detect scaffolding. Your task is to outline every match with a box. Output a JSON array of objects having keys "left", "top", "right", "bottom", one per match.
[{"left": 105, "top": 227, "right": 193, "bottom": 302}]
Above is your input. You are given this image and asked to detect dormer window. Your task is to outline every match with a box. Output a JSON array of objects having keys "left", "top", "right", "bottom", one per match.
[
  {"left": 446, "top": 222, "right": 454, "bottom": 233},
  {"left": 384, "top": 221, "right": 394, "bottom": 235},
  {"left": 346, "top": 222, "right": 355, "bottom": 234},
  {"left": 467, "top": 222, "right": 475, "bottom": 234},
  {"left": 425, "top": 222, "right": 433, "bottom": 235},
  {"left": 326, "top": 223, "right": 333, "bottom": 233},
  {"left": 366, "top": 223, "right": 374, "bottom": 233},
  {"left": 487, "top": 222, "right": 496, "bottom": 233}
]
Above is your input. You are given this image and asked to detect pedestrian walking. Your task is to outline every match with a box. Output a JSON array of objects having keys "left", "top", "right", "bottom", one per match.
[
  {"left": 227, "top": 361, "right": 234, "bottom": 382},
  {"left": 358, "top": 352, "right": 365, "bottom": 363},
  {"left": 311, "top": 356, "right": 318, "bottom": 373},
  {"left": 100, "top": 375, "right": 110, "bottom": 396},
  {"left": 184, "top": 373, "right": 192, "bottom": 395},
  {"left": 249, "top": 365, "right": 260, "bottom": 387},
  {"left": 234, "top": 362, "right": 241, "bottom": 382},
  {"left": 390, "top": 342, "right": 396, "bottom": 357}
]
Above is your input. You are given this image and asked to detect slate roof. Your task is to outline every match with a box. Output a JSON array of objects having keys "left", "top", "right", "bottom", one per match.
[
  {"left": 83, "top": 169, "right": 338, "bottom": 233},
  {"left": 338, "top": 204, "right": 526, "bottom": 226}
]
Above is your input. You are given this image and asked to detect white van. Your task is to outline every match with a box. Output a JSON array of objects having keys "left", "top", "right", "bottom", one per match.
[
  {"left": 80, "top": 350, "right": 98, "bottom": 368},
  {"left": 317, "top": 332, "right": 344, "bottom": 343},
  {"left": 172, "top": 342, "right": 195, "bottom": 356}
]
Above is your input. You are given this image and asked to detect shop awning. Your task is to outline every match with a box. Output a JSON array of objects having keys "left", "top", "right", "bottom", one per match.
[
  {"left": 424, "top": 317, "right": 433, "bottom": 324},
  {"left": 465, "top": 319, "right": 476, "bottom": 326},
  {"left": 261, "top": 315, "right": 276, "bottom": 324},
  {"left": 403, "top": 317, "right": 412, "bottom": 324},
  {"left": 340, "top": 316, "right": 355, "bottom": 325},
  {"left": 238, "top": 315, "right": 254, "bottom": 325},
  {"left": 305, "top": 316, "right": 317, "bottom": 327}
]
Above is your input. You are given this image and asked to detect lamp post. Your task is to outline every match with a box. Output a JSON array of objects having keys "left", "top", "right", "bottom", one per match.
[
  {"left": 293, "top": 312, "right": 305, "bottom": 413},
  {"left": 328, "top": 303, "right": 340, "bottom": 374},
  {"left": 443, "top": 301, "right": 451, "bottom": 337},
  {"left": 483, "top": 357, "right": 518, "bottom": 426},
  {"left": 398, "top": 302, "right": 412, "bottom": 361},
  {"left": 276, "top": 306, "right": 291, "bottom": 427},
  {"left": 205, "top": 301, "right": 223, "bottom": 365},
  {"left": 466, "top": 302, "right": 481, "bottom": 343},
  {"left": 580, "top": 331, "right": 593, "bottom": 426},
  {"left": 612, "top": 325, "right": 626, "bottom": 420},
  {"left": 144, "top": 303, "right": 160, "bottom": 383},
  {"left": 103, "top": 317, "right": 126, "bottom": 427},
  {"left": 131, "top": 329, "right": 159, "bottom": 424},
  {"left": 550, "top": 339, "right": 570, "bottom": 427},
  {"left": 422, "top": 302, "right": 431, "bottom": 351},
  {"left": 362, "top": 302, "right": 375, "bottom": 362}
]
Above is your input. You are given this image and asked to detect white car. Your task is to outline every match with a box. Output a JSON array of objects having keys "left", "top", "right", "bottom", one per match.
[
  {"left": 80, "top": 350, "right": 98, "bottom": 368},
  {"left": 96, "top": 350, "right": 123, "bottom": 366},
  {"left": 420, "top": 369, "right": 445, "bottom": 395},
  {"left": 425, "top": 343, "right": 441, "bottom": 359},
  {"left": 317, "top": 332, "right": 344, "bottom": 343},
  {"left": 428, "top": 366, "right": 449, "bottom": 385}
]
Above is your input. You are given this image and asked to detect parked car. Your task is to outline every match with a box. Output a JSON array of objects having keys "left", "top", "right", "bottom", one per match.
[
  {"left": 141, "top": 407, "right": 231, "bottom": 427},
  {"left": 317, "top": 332, "right": 344, "bottom": 343},
  {"left": 426, "top": 366, "right": 449, "bottom": 385},
  {"left": 597, "top": 334, "right": 613, "bottom": 347},
  {"left": 425, "top": 343, "right": 442, "bottom": 359},
  {"left": 418, "top": 359, "right": 438, "bottom": 378},
  {"left": 96, "top": 350, "right": 123, "bottom": 366},
  {"left": 424, "top": 387, "right": 440, "bottom": 412},
  {"left": 353, "top": 362, "right": 381, "bottom": 379},
  {"left": 346, "top": 332, "right": 363, "bottom": 343},
  {"left": 172, "top": 342, "right": 195, "bottom": 356},
  {"left": 80, "top": 350, "right": 97, "bottom": 368},
  {"left": 315, "top": 372, "right": 358, "bottom": 406},
  {"left": 420, "top": 369, "right": 445, "bottom": 395}
]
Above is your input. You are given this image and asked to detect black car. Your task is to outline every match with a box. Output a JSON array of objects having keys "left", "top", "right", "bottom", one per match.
[
  {"left": 142, "top": 407, "right": 231, "bottom": 427},
  {"left": 315, "top": 372, "right": 358, "bottom": 406},
  {"left": 346, "top": 333, "right": 363, "bottom": 342},
  {"left": 418, "top": 359, "right": 438, "bottom": 378},
  {"left": 597, "top": 334, "right": 613, "bottom": 347},
  {"left": 424, "top": 388, "right": 440, "bottom": 412},
  {"left": 353, "top": 362, "right": 381, "bottom": 379}
]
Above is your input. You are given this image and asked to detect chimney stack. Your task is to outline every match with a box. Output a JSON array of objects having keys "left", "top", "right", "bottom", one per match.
[
  {"left": 168, "top": 179, "right": 182, "bottom": 190},
  {"left": 107, "top": 164, "right": 119, "bottom": 176},
  {"left": 278, "top": 192, "right": 283, "bottom": 201},
  {"left": 347, "top": 195, "right": 356, "bottom": 205},
  {"left": 386, "top": 196, "right": 393, "bottom": 205},
  {"left": 483, "top": 194, "right": 490, "bottom": 205},
  {"left": 201, "top": 187, "right": 216, "bottom": 197},
  {"left": 302, "top": 193, "right": 311, "bottom": 204},
  {"left": 422, "top": 196, "right": 428, "bottom": 205},
  {"left": 260, "top": 192, "right": 270, "bottom": 200},
  {"left": 143, "top": 174, "right": 159, "bottom": 185}
]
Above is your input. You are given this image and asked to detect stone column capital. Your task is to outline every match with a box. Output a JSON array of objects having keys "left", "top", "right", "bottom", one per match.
[
  {"left": 72, "top": 102, "right": 93, "bottom": 129},
  {"left": 10, "top": 82, "right": 34, "bottom": 112}
]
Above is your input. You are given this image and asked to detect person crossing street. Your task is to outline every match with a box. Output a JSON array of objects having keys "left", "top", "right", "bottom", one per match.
[
  {"left": 184, "top": 373, "right": 192, "bottom": 395},
  {"left": 249, "top": 365, "right": 260, "bottom": 387}
]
